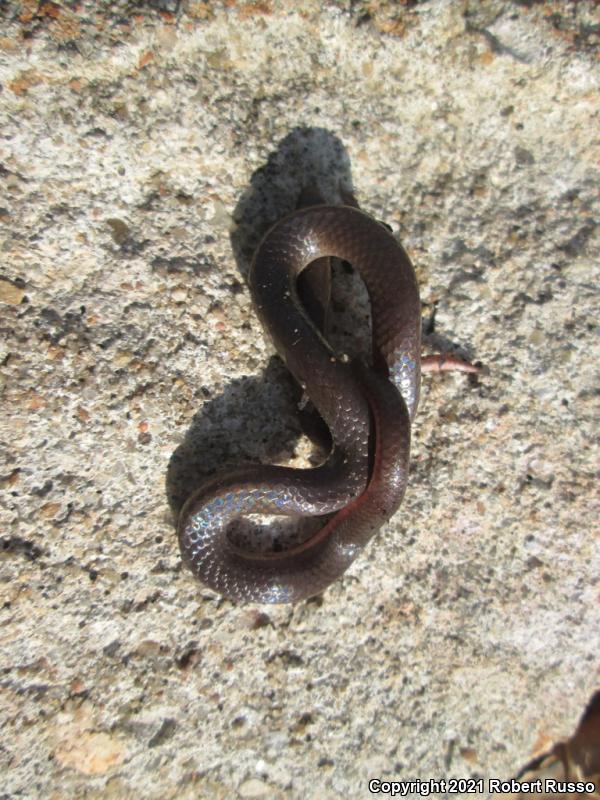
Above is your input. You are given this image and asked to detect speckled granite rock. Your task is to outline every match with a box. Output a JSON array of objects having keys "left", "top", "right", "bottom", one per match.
[{"left": 0, "top": 1, "right": 598, "bottom": 798}]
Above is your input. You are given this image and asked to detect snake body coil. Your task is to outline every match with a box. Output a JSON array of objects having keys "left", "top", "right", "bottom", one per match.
[{"left": 178, "top": 204, "right": 421, "bottom": 603}]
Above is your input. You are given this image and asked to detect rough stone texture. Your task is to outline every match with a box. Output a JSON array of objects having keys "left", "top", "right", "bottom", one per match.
[{"left": 0, "top": 1, "right": 599, "bottom": 798}]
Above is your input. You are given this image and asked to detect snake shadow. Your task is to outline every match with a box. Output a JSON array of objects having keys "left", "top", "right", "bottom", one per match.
[{"left": 166, "top": 127, "right": 356, "bottom": 519}]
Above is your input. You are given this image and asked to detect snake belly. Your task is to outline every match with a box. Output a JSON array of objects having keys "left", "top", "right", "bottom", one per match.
[{"left": 177, "top": 204, "right": 421, "bottom": 603}]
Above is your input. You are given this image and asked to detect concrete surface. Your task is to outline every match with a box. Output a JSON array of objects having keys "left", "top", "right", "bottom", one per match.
[{"left": 0, "top": 1, "right": 598, "bottom": 797}]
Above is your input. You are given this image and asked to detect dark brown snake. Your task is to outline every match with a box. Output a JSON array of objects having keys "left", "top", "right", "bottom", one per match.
[{"left": 177, "top": 203, "right": 432, "bottom": 603}]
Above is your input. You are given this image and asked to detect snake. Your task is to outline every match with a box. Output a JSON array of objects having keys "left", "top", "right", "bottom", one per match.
[{"left": 177, "top": 200, "right": 423, "bottom": 603}]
